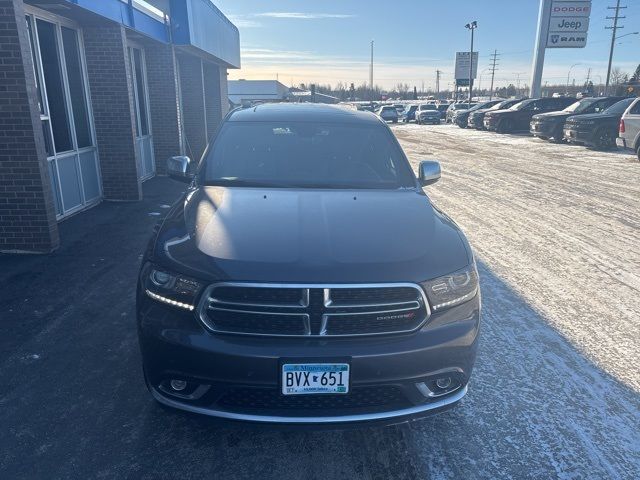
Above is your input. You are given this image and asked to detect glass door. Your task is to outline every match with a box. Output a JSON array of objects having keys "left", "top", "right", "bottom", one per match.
[
  {"left": 25, "top": 10, "right": 101, "bottom": 219},
  {"left": 128, "top": 45, "right": 155, "bottom": 181}
]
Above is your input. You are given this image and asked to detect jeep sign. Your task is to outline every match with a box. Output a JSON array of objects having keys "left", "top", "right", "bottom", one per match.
[
  {"left": 547, "top": 0, "right": 591, "bottom": 48},
  {"left": 550, "top": 16, "right": 589, "bottom": 32}
]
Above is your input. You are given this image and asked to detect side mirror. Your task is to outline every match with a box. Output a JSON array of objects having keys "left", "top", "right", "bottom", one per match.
[
  {"left": 167, "top": 156, "right": 193, "bottom": 183},
  {"left": 419, "top": 160, "right": 441, "bottom": 186}
]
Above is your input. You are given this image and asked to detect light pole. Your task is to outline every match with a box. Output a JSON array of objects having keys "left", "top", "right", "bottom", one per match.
[
  {"left": 566, "top": 63, "right": 581, "bottom": 95},
  {"left": 465, "top": 20, "right": 477, "bottom": 108},
  {"left": 478, "top": 67, "right": 491, "bottom": 93},
  {"left": 369, "top": 40, "right": 374, "bottom": 101}
]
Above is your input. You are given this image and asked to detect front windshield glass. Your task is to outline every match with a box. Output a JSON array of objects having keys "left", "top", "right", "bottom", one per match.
[
  {"left": 420, "top": 105, "right": 437, "bottom": 110},
  {"left": 202, "top": 121, "right": 416, "bottom": 190},
  {"left": 564, "top": 98, "right": 596, "bottom": 113},
  {"left": 511, "top": 99, "right": 534, "bottom": 110},
  {"left": 603, "top": 97, "right": 634, "bottom": 114}
]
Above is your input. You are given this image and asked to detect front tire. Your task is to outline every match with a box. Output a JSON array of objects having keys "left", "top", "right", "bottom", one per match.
[
  {"left": 594, "top": 127, "right": 615, "bottom": 150},
  {"left": 636, "top": 144, "right": 640, "bottom": 162}
]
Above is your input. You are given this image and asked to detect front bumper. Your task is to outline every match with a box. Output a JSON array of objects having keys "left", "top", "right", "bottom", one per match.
[
  {"left": 530, "top": 121, "right": 557, "bottom": 137},
  {"left": 468, "top": 115, "right": 484, "bottom": 128},
  {"left": 484, "top": 117, "right": 498, "bottom": 131},
  {"left": 563, "top": 126, "right": 595, "bottom": 145},
  {"left": 417, "top": 114, "right": 441, "bottom": 123},
  {"left": 137, "top": 290, "right": 480, "bottom": 425}
]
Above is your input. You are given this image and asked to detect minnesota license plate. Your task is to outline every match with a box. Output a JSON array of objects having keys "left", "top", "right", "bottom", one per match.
[{"left": 282, "top": 363, "right": 349, "bottom": 395}]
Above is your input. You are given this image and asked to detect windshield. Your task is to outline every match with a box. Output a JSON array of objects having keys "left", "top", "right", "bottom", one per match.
[
  {"left": 491, "top": 100, "right": 514, "bottom": 110},
  {"left": 563, "top": 98, "right": 596, "bottom": 113},
  {"left": 420, "top": 104, "right": 437, "bottom": 110},
  {"left": 510, "top": 99, "right": 535, "bottom": 110},
  {"left": 603, "top": 97, "right": 634, "bottom": 114},
  {"left": 201, "top": 121, "right": 416, "bottom": 189}
]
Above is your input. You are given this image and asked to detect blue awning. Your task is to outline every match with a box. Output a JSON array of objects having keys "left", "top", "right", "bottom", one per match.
[{"left": 169, "top": 0, "right": 240, "bottom": 68}]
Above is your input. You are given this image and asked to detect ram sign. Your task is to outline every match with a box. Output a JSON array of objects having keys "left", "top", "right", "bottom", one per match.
[{"left": 547, "top": 0, "right": 591, "bottom": 48}]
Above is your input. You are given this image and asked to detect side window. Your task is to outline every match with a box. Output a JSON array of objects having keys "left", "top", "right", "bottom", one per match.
[
  {"left": 592, "top": 100, "right": 609, "bottom": 113},
  {"left": 630, "top": 100, "right": 640, "bottom": 115}
]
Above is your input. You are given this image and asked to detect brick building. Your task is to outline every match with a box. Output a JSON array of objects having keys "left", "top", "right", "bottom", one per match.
[{"left": 0, "top": 0, "right": 240, "bottom": 253}]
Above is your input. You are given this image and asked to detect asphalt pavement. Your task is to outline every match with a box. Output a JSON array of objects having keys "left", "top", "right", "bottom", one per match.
[{"left": 1, "top": 125, "right": 638, "bottom": 479}]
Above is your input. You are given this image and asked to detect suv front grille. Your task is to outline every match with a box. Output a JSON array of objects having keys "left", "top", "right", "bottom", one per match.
[
  {"left": 217, "top": 385, "right": 410, "bottom": 412},
  {"left": 198, "top": 283, "right": 429, "bottom": 337}
]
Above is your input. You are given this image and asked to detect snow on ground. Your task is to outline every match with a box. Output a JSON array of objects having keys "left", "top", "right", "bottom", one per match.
[{"left": 393, "top": 123, "right": 640, "bottom": 478}]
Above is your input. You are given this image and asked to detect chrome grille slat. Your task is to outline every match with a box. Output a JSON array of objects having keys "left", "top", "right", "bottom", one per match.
[{"left": 197, "top": 283, "right": 430, "bottom": 337}]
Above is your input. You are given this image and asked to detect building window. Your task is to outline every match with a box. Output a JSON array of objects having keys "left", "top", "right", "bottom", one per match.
[
  {"left": 25, "top": 8, "right": 101, "bottom": 218},
  {"left": 61, "top": 27, "right": 92, "bottom": 148},
  {"left": 36, "top": 18, "right": 73, "bottom": 153}
]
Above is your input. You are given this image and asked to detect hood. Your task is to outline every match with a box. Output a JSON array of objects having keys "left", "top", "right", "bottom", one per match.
[
  {"left": 532, "top": 111, "right": 572, "bottom": 121},
  {"left": 567, "top": 112, "right": 620, "bottom": 123},
  {"left": 154, "top": 187, "right": 471, "bottom": 284},
  {"left": 485, "top": 108, "right": 513, "bottom": 117}
]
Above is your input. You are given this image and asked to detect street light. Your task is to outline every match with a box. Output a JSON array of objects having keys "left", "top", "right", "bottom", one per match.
[
  {"left": 616, "top": 31, "right": 639, "bottom": 44},
  {"left": 566, "top": 63, "right": 581, "bottom": 95},
  {"left": 465, "top": 20, "right": 477, "bottom": 108}
]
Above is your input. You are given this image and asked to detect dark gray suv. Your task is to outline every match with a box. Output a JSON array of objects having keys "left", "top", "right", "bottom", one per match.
[{"left": 137, "top": 104, "right": 480, "bottom": 426}]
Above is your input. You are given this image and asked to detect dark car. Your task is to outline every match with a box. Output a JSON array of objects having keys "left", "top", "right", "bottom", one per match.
[
  {"left": 453, "top": 100, "right": 502, "bottom": 128},
  {"left": 446, "top": 102, "right": 477, "bottom": 123},
  {"left": 137, "top": 104, "right": 480, "bottom": 426},
  {"left": 436, "top": 103, "right": 450, "bottom": 120},
  {"left": 484, "top": 97, "right": 575, "bottom": 133},
  {"left": 467, "top": 99, "right": 524, "bottom": 129},
  {"left": 402, "top": 104, "right": 418, "bottom": 123},
  {"left": 530, "top": 96, "right": 626, "bottom": 143},
  {"left": 563, "top": 97, "right": 636, "bottom": 149}
]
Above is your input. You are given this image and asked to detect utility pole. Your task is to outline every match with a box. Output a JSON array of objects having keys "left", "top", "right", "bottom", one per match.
[
  {"left": 489, "top": 50, "right": 499, "bottom": 100},
  {"left": 369, "top": 40, "right": 374, "bottom": 101},
  {"left": 605, "top": 0, "right": 626, "bottom": 94},
  {"left": 436, "top": 70, "right": 442, "bottom": 96}
]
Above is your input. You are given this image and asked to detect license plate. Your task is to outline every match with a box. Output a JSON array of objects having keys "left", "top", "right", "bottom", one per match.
[{"left": 282, "top": 363, "right": 349, "bottom": 395}]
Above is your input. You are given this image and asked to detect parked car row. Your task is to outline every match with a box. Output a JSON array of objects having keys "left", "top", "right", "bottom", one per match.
[
  {"left": 451, "top": 94, "right": 640, "bottom": 158},
  {"left": 378, "top": 102, "right": 452, "bottom": 124}
]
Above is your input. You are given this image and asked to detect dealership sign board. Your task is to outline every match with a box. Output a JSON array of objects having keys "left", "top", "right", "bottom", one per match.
[
  {"left": 454, "top": 51, "right": 479, "bottom": 81},
  {"left": 547, "top": 1, "right": 591, "bottom": 48}
]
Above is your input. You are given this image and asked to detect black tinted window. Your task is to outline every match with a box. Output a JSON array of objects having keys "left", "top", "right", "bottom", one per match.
[
  {"left": 604, "top": 98, "right": 635, "bottom": 114},
  {"left": 202, "top": 122, "right": 416, "bottom": 189}
]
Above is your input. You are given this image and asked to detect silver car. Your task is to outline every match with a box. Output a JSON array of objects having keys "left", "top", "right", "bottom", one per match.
[{"left": 616, "top": 97, "right": 640, "bottom": 161}]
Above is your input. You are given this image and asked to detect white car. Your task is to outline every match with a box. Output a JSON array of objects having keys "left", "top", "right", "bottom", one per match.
[
  {"left": 616, "top": 97, "right": 640, "bottom": 161},
  {"left": 377, "top": 106, "right": 399, "bottom": 123},
  {"left": 415, "top": 104, "right": 441, "bottom": 125}
]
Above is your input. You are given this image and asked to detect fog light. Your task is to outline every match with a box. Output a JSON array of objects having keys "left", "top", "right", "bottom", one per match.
[
  {"left": 436, "top": 377, "right": 452, "bottom": 389},
  {"left": 170, "top": 379, "right": 187, "bottom": 391}
]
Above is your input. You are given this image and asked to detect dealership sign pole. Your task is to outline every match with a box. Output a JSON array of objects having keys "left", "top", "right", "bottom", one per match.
[{"left": 530, "top": 0, "right": 591, "bottom": 98}]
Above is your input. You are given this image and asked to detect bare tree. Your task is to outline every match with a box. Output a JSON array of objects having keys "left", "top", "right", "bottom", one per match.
[{"left": 610, "top": 67, "right": 629, "bottom": 85}]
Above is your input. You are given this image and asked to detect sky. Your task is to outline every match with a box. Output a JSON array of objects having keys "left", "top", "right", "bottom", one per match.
[{"left": 214, "top": 0, "right": 640, "bottom": 91}]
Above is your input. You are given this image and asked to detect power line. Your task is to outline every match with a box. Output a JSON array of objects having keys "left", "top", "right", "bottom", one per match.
[
  {"left": 489, "top": 50, "right": 499, "bottom": 100},
  {"left": 605, "top": 0, "right": 627, "bottom": 94}
]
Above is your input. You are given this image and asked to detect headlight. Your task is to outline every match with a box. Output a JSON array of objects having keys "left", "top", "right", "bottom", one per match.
[
  {"left": 141, "top": 263, "right": 203, "bottom": 311},
  {"left": 421, "top": 264, "right": 479, "bottom": 312}
]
